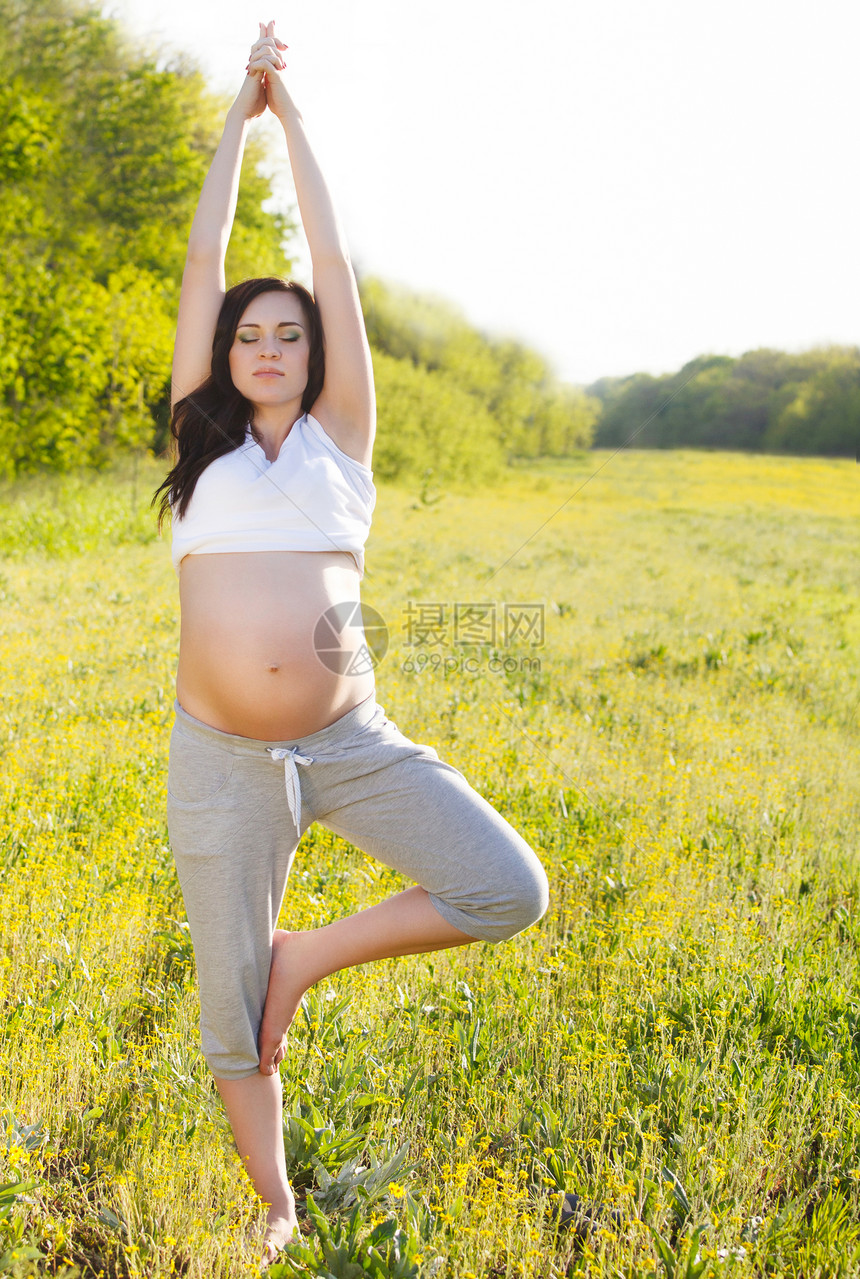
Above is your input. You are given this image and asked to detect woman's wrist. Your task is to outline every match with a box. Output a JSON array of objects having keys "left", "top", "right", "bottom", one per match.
[
  {"left": 226, "top": 98, "right": 251, "bottom": 125},
  {"left": 270, "top": 96, "right": 300, "bottom": 130},
  {"left": 229, "top": 72, "right": 267, "bottom": 125}
]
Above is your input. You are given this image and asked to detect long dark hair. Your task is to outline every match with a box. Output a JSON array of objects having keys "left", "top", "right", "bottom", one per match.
[{"left": 154, "top": 278, "right": 325, "bottom": 526}]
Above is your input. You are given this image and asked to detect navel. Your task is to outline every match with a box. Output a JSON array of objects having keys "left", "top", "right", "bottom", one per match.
[{"left": 267, "top": 663, "right": 281, "bottom": 674}]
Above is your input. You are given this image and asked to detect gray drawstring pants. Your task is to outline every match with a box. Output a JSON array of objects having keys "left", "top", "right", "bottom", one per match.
[{"left": 167, "top": 693, "right": 549, "bottom": 1079}]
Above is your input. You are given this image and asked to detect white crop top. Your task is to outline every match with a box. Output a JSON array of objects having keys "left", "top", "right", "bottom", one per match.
[{"left": 171, "top": 412, "right": 376, "bottom": 577}]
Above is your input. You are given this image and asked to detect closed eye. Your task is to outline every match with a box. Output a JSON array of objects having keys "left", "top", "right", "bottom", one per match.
[{"left": 237, "top": 331, "right": 303, "bottom": 344}]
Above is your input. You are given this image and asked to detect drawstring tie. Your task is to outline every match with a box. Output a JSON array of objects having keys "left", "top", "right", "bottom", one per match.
[{"left": 267, "top": 746, "right": 314, "bottom": 829}]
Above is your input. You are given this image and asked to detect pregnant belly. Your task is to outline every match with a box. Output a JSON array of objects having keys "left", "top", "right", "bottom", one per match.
[{"left": 176, "top": 550, "right": 375, "bottom": 739}]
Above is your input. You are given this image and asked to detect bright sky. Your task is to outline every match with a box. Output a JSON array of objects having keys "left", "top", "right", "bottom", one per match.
[{"left": 107, "top": 0, "right": 860, "bottom": 386}]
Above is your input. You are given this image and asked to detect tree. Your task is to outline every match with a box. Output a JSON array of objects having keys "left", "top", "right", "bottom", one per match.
[
  {"left": 588, "top": 345, "right": 860, "bottom": 458},
  {"left": 767, "top": 350, "right": 860, "bottom": 457},
  {"left": 371, "top": 350, "right": 503, "bottom": 484},
  {"left": 0, "top": 0, "right": 294, "bottom": 475}
]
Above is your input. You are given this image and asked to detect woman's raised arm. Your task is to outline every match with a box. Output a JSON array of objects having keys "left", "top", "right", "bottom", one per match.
[
  {"left": 253, "top": 24, "right": 375, "bottom": 466},
  {"left": 170, "top": 31, "right": 269, "bottom": 410}
]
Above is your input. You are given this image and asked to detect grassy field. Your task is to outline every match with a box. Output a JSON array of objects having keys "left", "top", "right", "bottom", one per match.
[{"left": 0, "top": 449, "right": 858, "bottom": 1278}]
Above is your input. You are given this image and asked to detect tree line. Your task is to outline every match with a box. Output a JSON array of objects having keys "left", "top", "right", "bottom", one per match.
[
  {"left": 1, "top": 0, "right": 854, "bottom": 483},
  {"left": 589, "top": 348, "right": 859, "bottom": 459}
]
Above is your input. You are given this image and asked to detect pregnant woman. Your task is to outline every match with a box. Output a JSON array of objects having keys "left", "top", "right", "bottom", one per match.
[{"left": 155, "top": 22, "right": 549, "bottom": 1263}]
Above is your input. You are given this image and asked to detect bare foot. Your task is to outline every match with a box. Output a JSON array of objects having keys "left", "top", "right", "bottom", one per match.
[
  {"left": 258, "top": 930, "right": 315, "bottom": 1076},
  {"left": 262, "top": 1205, "right": 300, "bottom": 1266}
]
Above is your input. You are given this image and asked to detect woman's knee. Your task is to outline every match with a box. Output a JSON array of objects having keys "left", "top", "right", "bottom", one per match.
[
  {"left": 495, "top": 852, "right": 550, "bottom": 939},
  {"left": 430, "top": 843, "right": 549, "bottom": 943}
]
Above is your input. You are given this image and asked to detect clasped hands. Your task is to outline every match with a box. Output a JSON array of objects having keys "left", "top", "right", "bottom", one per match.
[{"left": 236, "top": 20, "right": 289, "bottom": 120}]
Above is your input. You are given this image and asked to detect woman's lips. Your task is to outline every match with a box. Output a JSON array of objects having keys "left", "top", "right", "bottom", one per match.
[{"left": 253, "top": 370, "right": 284, "bottom": 377}]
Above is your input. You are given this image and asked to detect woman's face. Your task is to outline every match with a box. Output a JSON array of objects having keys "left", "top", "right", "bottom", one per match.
[{"left": 228, "top": 290, "right": 311, "bottom": 409}]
